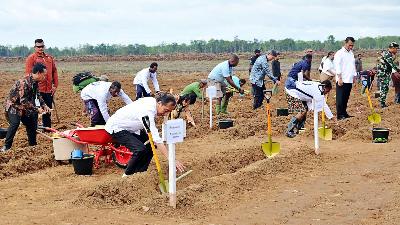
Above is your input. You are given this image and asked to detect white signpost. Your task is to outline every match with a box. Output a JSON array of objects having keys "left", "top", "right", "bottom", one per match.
[
  {"left": 206, "top": 86, "right": 217, "bottom": 129},
  {"left": 164, "top": 119, "right": 185, "bottom": 208},
  {"left": 313, "top": 100, "right": 320, "bottom": 154}
]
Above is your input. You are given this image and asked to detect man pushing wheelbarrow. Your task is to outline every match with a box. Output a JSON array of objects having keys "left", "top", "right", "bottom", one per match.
[{"left": 104, "top": 93, "right": 185, "bottom": 176}]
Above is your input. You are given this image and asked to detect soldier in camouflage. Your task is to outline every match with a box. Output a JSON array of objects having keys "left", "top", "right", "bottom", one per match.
[{"left": 377, "top": 42, "right": 400, "bottom": 108}]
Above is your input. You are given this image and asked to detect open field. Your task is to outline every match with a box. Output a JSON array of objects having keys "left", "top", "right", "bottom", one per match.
[{"left": 0, "top": 55, "right": 399, "bottom": 225}]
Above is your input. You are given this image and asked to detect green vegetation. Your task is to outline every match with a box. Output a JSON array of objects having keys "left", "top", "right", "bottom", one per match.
[{"left": 1, "top": 35, "right": 399, "bottom": 57}]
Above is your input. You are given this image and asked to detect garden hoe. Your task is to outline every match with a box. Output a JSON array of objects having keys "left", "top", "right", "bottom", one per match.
[
  {"left": 261, "top": 90, "right": 280, "bottom": 158},
  {"left": 362, "top": 80, "right": 381, "bottom": 124},
  {"left": 160, "top": 170, "right": 193, "bottom": 194},
  {"left": 318, "top": 96, "right": 332, "bottom": 140},
  {"left": 142, "top": 116, "right": 167, "bottom": 193}
]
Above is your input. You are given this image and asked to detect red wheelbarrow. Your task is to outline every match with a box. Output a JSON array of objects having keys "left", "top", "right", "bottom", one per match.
[{"left": 38, "top": 123, "right": 132, "bottom": 169}]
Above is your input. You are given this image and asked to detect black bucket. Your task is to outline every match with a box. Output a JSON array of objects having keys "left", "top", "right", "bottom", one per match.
[
  {"left": 218, "top": 119, "right": 233, "bottom": 129},
  {"left": 276, "top": 108, "right": 289, "bottom": 116},
  {"left": 72, "top": 154, "right": 94, "bottom": 175},
  {"left": 0, "top": 128, "right": 8, "bottom": 139},
  {"left": 372, "top": 128, "right": 389, "bottom": 143}
]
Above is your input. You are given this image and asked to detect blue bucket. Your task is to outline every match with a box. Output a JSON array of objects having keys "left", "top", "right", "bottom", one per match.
[{"left": 71, "top": 149, "right": 84, "bottom": 159}]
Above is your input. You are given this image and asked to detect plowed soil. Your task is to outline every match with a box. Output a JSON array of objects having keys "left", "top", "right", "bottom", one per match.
[{"left": 0, "top": 58, "right": 399, "bottom": 225}]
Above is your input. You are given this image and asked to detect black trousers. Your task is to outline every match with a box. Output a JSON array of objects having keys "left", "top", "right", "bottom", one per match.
[
  {"left": 252, "top": 83, "right": 266, "bottom": 110},
  {"left": 40, "top": 92, "right": 53, "bottom": 128},
  {"left": 336, "top": 83, "right": 353, "bottom": 118},
  {"left": 111, "top": 130, "right": 153, "bottom": 175},
  {"left": 4, "top": 111, "right": 38, "bottom": 149}
]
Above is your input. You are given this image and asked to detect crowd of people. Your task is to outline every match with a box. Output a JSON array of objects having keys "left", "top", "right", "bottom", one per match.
[{"left": 1, "top": 37, "right": 399, "bottom": 176}]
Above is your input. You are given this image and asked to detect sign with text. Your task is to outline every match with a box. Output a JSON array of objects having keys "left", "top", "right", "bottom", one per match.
[
  {"left": 164, "top": 119, "right": 185, "bottom": 144},
  {"left": 206, "top": 86, "right": 217, "bottom": 99}
]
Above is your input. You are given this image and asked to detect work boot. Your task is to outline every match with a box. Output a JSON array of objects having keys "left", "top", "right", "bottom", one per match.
[
  {"left": 215, "top": 104, "right": 221, "bottom": 115},
  {"left": 220, "top": 102, "right": 229, "bottom": 114},
  {"left": 381, "top": 102, "right": 388, "bottom": 108}
]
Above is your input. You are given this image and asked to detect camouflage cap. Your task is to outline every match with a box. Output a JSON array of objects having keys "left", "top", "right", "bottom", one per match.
[{"left": 389, "top": 42, "right": 399, "bottom": 49}]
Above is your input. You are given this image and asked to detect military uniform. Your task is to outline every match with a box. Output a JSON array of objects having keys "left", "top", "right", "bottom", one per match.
[{"left": 377, "top": 43, "right": 400, "bottom": 107}]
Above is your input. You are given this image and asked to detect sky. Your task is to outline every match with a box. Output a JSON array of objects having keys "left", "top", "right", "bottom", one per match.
[{"left": 0, "top": 0, "right": 399, "bottom": 48}]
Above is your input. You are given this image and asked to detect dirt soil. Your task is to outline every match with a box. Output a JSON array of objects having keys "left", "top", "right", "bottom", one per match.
[{"left": 0, "top": 61, "right": 399, "bottom": 225}]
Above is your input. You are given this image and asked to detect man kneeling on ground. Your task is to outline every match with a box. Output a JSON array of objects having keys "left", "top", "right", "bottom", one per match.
[{"left": 105, "top": 93, "right": 185, "bottom": 176}]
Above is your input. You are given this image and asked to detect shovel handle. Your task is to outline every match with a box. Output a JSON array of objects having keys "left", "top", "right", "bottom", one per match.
[
  {"left": 364, "top": 86, "right": 374, "bottom": 111},
  {"left": 142, "top": 116, "right": 151, "bottom": 132}
]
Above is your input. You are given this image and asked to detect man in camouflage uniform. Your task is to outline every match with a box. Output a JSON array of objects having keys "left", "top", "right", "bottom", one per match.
[{"left": 377, "top": 42, "right": 400, "bottom": 108}]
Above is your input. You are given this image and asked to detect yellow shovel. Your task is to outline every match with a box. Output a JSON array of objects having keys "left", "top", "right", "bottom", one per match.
[
  {"left": 362, "top": 80, "right": 381, "bottom": 124},
  {"left": 318, "top": 96, "right": 332, "bottom": 140},
  {"left": 261, "top": 90, "right": 280, "bottom": 158},
  {"left": 142, "top": 116, "right": 167, "bottom": 193}
]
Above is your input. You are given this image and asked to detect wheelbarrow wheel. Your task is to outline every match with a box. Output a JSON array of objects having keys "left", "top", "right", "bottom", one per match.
[{"left": 111, "top": 146, "right": 131, "bottom": 169}]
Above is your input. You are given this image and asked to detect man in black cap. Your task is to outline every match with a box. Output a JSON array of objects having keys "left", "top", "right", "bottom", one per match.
[
  {"left": 377, "top": 42, "right": 400, "bottom": 107},
  {"left": 249, "top": 49, "right": 261, "bottom": 74},
  {"left": 249, "top": 50, "right": 280, "bottom": 109}
]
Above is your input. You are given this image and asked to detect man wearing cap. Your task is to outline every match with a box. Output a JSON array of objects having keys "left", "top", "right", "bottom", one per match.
[
  {"left": 377, "top": 42, "right": 400, "bottom": 107},
  {"left": 334, "top": 37, "right": 357, "bottom": 120},
  {"left": 250, "top": 50, "right": 280, "bottom": 110},
  {"left": 25, "top": 39, "right": 58, "bottom": 128},
  {"left": 249, "top": 49, "right": 262, "bottom": 74},
  {"left": 208, "top": 54, "right": 244, "bottom": 114},
  {"left": 180, "top": 79, "right": 208, "bottom": 100}
]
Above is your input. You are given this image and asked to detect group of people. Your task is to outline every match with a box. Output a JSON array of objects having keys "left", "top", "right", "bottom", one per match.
[{"left": 1, "top": 37, "right": 399, "bottom": 175}]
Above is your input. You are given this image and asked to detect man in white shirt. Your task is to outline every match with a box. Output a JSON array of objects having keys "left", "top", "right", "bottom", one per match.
[
  {"left": 320, "top": 51, "right": 335, "bottom": 82},
  {"left": 105, "top": 93, "right": 185, "bottom": 175},
  {"left": 81, "top": 81, "right": 133, "bottom": 126},
  {"left": 133, "top": 62, "right": 160, "bottom": 99},
  {"left": 333, "top": 37, "right": 357, "bottom": 120},
  {"left": 285, "top": 80, "right": 335, "bottom": 138},
  {"left": 208, "top": 54, "right": 244, "bottom": 114}
]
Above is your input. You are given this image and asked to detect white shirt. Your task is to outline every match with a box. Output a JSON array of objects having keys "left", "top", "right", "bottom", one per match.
[
  {"left": 318, "top": 56, "right": 327, "bottom": 71},
  {"left": 81, "top": 81, "right": 133, "bottom": 121},
  {"left": 105, "top": 97, "right": 163, "bottom": 143},
  {"left": 322, "top": 58, "right": 335, "bottom": 76},
  {"left": 133, "top": 68, "right": 160, "bottom": 93},
  {"left": 285, "top": 81, "right": 333, "bottom": 119},
  {"left": 333, "top": 47, "right": 356, "bottom": 83}
]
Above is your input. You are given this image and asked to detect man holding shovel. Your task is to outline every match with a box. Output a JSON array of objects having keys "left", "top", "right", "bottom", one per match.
[
  {"left": 105, "top": 93, "right": 185, "bottom": 176},
  {"left": 284, "top": 79, "right": 335, "bottom": 138},
  {"left": 1, "top": 63, "right": 51, "bottom": 152}
]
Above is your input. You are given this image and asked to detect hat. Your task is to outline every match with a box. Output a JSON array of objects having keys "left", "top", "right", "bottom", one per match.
[
  {"left": 254, "top": 49, "right": 261, "bottom": 53},
  {"left": 98, "top": 75, "right": 109, "bottom": 81},
  {"left": 389, "top": 42, "right": 399, "bottom": 49},
  {"left": 268, "top": 50, "right": 278, "bottom": 57}
]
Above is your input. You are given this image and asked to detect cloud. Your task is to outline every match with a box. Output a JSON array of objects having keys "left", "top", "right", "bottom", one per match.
[{"left": 0, "top": 0, "right": 399, "bottom": 47}]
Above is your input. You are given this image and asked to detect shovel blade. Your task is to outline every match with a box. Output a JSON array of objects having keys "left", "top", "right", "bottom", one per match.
[
  {"left": 318, "top": 127, "right": 333, "bottom": 141},
  {"left": 368, "top": 113, "right": 381, "bottom": 124},
  {"left": 261, "top": 142, "right": 280, "bottom": 158}
]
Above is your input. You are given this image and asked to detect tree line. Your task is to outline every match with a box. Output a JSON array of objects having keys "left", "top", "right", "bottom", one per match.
[{"left": 0, "top": 35, "right": 399, "bottom": 57}]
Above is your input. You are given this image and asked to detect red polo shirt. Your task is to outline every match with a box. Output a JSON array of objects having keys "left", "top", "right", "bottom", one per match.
[{"left": 25, "top": 52, "right": 58, "bottom": 93}]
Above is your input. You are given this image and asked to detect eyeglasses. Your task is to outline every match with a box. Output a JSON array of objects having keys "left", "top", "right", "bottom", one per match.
[{"left": 35, "top": 45, "right": 45, "bottom": 48}]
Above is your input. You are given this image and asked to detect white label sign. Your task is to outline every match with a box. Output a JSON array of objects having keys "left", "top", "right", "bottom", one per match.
[
  {"left": 206, "top": 86, "right": 217, "bottom": 99},
  {"left": 165, "top": 119, "right": 185, "bottom": 144}
]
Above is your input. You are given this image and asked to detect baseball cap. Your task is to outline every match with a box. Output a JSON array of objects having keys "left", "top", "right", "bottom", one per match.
[
  {"left": 254, "top": 49, "right": 261, "bottom": 53},
  {"left": 389, "top": 42, "right": 399, "bottom": 49}
]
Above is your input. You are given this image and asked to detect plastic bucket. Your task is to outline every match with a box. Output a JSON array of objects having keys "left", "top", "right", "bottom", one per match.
[
  {"left": 0, "top": 128, "right": 7, "bottom": 139},
  {"left": 276, "top": 108, "right": 289, "bottom": 116},
  {"left": 372, "top": 128, "right": 389, "bottom": 143},
  {"left": 72, "top": 154, "right": 94, "bottom": 175},
  {"left": 218, "top": 119, "right": 233, "bottom": 129}
]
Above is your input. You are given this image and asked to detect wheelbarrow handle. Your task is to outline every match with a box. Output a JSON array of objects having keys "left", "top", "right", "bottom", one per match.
[
  {"left": 70, "top": 122, "right": 84, "bottom": 128},
  {"left": 142, "top": 116, "right": 151, "bottom": 132}
]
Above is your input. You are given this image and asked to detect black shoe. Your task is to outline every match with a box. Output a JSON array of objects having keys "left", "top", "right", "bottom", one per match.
[
  {"left": 337, "top": 116, "right": 347, "bottom": 121},
  {"left": 381, "top": 104, "right": 388, "bottom": 108},
  {"left": 344, "top": 114, "right": 354, "bottom": 118}
]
